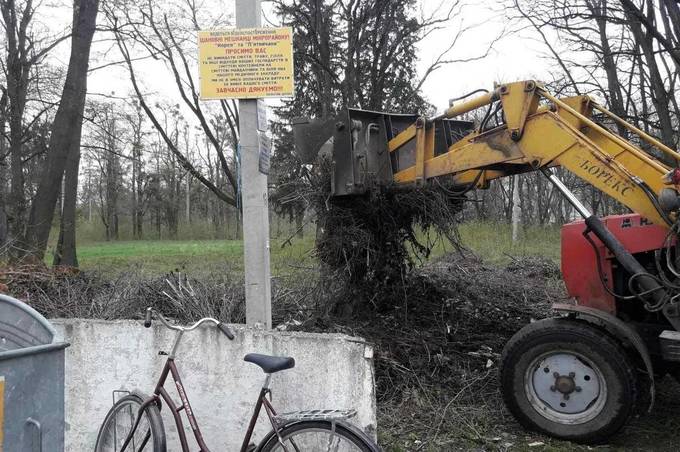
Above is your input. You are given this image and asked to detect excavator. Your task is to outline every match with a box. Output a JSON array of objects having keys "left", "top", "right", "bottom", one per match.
[{"left": 292, "top": 80, "right": 680, "bottom": 444}]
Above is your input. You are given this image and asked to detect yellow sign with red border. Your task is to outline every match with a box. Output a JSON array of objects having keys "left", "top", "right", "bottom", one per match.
[{"left": 198, "top": 27, "right": 294, "bottom": 99}]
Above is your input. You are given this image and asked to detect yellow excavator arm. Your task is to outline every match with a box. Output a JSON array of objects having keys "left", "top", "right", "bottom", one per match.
[{"left": 387, "top": 80, "right": 680, "bottom": 228}]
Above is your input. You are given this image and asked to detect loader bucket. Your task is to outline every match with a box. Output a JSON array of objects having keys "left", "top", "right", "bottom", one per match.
[
  {"left": 291, "top": 117, "right": 337, "bottom": 164},
  {"left": 293, "top": 109, "right": 474, "bottom": 196}
]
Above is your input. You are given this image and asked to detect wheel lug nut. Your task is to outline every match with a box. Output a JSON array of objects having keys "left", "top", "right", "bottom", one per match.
[
  {"left": 569, "top": 372, "right": 575, "bottom": 378},
  {"left": 564, "top": 394, "right": 570, "bottom": 400},
  {"left": 553, "top": 372, "right": 560, "bottom": 378},
  {"left": 575, "top": 386, "right": 582, "bottom": 392},
  {"left": 550, "top": 385, "right": 556, "bottom": 392}
]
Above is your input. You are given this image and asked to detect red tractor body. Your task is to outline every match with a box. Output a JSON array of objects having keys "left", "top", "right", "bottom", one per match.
[{"left": 561, "top": 213, "right": 671, "bottom": 314}]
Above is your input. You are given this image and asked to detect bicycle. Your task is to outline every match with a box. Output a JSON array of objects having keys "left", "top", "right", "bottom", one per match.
[{"left": 94, "top": 307, "right": 380, "bottom": 452}]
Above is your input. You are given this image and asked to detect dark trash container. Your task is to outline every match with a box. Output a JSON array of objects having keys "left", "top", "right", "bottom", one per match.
[{"left": 0, "top": 294, "right": 69, "bottom": 452}]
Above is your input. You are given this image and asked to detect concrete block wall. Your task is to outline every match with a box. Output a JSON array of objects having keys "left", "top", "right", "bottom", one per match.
[{"left": 51, "top": 319, "right": 376, "bottom": 451}]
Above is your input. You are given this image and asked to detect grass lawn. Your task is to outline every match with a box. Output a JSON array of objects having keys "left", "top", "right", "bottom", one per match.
[
  {"left": 458, "top": 221, "right": 561, "bottom": 264},
  {"left": 75, "top": 236, "right": 317, "bottom": 276},
  {"left": 74, "top": 222, "right": 562, "bottom": 275}
]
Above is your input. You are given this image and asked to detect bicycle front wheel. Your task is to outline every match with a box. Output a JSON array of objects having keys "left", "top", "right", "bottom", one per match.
[
  {"left": 94, "top": 392, "right": 166, "bottom": 452},
  {"left": 258, "top": 420, "right": 379, "bottom": 452}
]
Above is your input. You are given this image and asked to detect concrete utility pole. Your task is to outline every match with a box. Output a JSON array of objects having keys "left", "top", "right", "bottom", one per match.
[{"left": 236, "top": 0, "right": 272, "bottom": 328}]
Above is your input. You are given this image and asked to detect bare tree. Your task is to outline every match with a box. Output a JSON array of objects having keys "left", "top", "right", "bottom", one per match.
[
  {"left": 125, "top": 101, "right": 147, "bottom": 238},
  {"left": 106, "top": 0, "right": 239, "bottom": 209},
  {"left": 0, "top": 86, "right": 8, "bottom": 246},
  {"left": 622, "top": 0, "right": 677, "bottom": 148},
  {"left": 88, "top": 103, "right": 123, "bottom": 241},
  {"left": 1, "top": 0, "right": 70, "bottom": 256},
  {"left": 25, "top": 0, "right": 100, "bottom": 263},
  {"left": 501, "top": 0, "right": 680, "bottom": 224}
]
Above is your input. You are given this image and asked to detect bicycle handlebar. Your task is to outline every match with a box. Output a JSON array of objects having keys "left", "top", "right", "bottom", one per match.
[
  {"left": 217, "top": 322, "right": 235, "bottom": 340},
  {"left": 143, "top": 307, "right": 235, "bottom": 340}
]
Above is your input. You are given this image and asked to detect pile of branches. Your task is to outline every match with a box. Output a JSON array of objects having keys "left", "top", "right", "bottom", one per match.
[
  {"left": 0, "top": 265, "right": 246, "bottom": 323},
  {"left": 0, "top": 264, "right": 323, "bottom": 328},
  {"left": 277, "top": 159, "right": 469, "bottom": 310}
]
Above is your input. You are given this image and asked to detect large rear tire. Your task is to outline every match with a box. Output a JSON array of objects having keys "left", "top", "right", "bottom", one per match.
[{"left": 500, "top": 318, "right": 637, "bottom": 444}]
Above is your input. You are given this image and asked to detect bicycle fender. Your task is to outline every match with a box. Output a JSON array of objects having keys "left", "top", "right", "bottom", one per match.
[{"left": 255, "top": 419, "right": 382, "bottom": 452}]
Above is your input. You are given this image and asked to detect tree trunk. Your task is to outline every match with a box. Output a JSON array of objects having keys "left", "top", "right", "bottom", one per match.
[
  {"left": 24, "top": 0, "right": 99, "bottom": 262},
  {"left": 295, "top": 213, "right": 304, "bottom": 238},
  {"left": 105, "top": 144, "right": 119, "bottom": 241},
  {"left": 625, "top": 3, "right": 676, "bottom": 149},
  {"left": 53, "top": 140, "right": 81, "bottom": 267},
  {"left": 0, "top": 164, "right": 7, "bottom": 249},
  {"left": 511, "top": 175, "right": 521, "bottom": 242},
  {"left": 663, "top": 0, "right": 680, "bottom": 46},
  {"left": 130, "top": 109, "right": 144, "bottom": 239},
  {"left": 591, "top": 0, "right": 627, "bottom": 137},
  {"left": 135, "top": 153, "right": 144, "bottom": 238},
  {"left": 185, "top": 176, "right": 191, "bottom": 224},
  {"left": 156, "top": 207, "right": 161, "bottom": 239},
  {"left": 3, "top": 0, "right": 29, "bottom": 255},
  {"left": 132, "top": 149, "right": 139, "bottom": 239},
  {"left": 8, "top": 112, "right": 26, "bottom": 251},
  {"left": 0, "top": 205, "right": 7, "bottom": 249},
  {"left": 113, "top": 211, "right": 119, "bottom": 240},
  {"left": 0, "top": 108, "right": 7, "bottom": 249}
]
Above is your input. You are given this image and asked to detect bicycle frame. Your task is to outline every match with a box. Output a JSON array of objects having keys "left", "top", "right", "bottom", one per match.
[{"left": 119, "top": 337, "right": 285, "bottom": 452}]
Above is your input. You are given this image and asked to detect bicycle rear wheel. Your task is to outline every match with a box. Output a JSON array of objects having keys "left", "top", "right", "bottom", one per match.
[
  {"left": 258, "top": 420, "right": 379, "bottom": 452},
  {"left": 94, "top": 392, "right": 166, "bottom": 452}
]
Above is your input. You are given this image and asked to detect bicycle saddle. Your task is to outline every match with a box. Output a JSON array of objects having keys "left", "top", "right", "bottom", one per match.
[{"left": 244, "top": 353, "right": 295, "bottom": 374}]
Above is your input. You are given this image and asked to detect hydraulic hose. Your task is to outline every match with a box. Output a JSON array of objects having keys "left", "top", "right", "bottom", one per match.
[{"left": 584, "top": 215, "right": 668, "bottom": 308}]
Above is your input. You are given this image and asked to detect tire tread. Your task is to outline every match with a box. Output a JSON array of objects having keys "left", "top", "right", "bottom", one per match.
[{"left": 500, "top": 318, "right": 637, "bottom": 444}]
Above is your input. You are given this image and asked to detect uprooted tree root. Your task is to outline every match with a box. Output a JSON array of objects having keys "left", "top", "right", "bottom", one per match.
[
  {"left": 280, "top": 160, "right": 470, "bottom": 311},
  {"left": 316, "top": 185, "right": 465, "bottom": 278}
]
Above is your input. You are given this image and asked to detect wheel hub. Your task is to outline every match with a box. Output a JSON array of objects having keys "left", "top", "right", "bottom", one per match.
[
  {"left": 554, "top": 374, "right": 576, "bottom": 394},
  {"left": 527, "top": 352, "right": 604, "bottom": 422}
]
